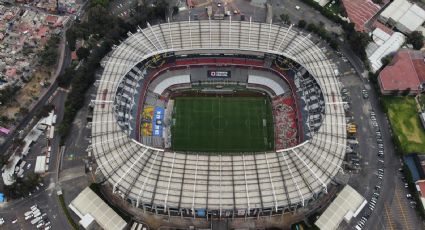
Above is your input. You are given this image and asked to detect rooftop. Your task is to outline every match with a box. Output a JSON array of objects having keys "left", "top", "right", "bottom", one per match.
[
  {"left": 379, "top": 50, "right": 425, "bottom": 93},
  {"left": 315, "top": 185, "right": 366, "bottom": 230},
  {"left": 341, "top": 0, "right": 385, "bottom": 32},
  {"left": 69, "top": 187, "right": 127, "bottom": 230}
]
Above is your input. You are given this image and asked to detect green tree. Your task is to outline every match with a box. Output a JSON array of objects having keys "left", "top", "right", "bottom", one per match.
[
  {"left": 381, "top": 54, "right": 394, "bottom": 67},
  {"left": 90, "top": 0, "right": 109, "bottom": 7},
  {"left": 407, "top": 31, "right": 424, "bottom": 50},
  {"left": 280, "top": 14, "right": 291, "bottom": 24},
  {"left": 76, "top": 47, "right": 90, "bottom": 60},
  {"left": 298, "top": 20, "right": 307, "bottom": 29},
  {"left": 173, "top": 6, "right": 179, "bottom": 16}
]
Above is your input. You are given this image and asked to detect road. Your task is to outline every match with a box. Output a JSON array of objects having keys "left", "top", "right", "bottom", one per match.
[
  {"left": 339, "top": 57, "right": 423, "bottom": 230},
  {"left": 0, "top": 89, "right": 71, "bottom": 230},
  {"left": 0, "top": 23, "right": 72, "bottom": 156}
]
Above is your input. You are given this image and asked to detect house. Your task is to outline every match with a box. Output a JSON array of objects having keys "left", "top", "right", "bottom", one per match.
[
  {"left": 367, "top": 28, "right": 406, "bottom": 72},
  {"left": 379, "top": 0, "right": 425, "bottom": 34},
  {"left": 45, "top": 15, "right": 58, "bottom": 25},
  {"left": 378, "top": 50, "right": 425, "bottom": 95}
]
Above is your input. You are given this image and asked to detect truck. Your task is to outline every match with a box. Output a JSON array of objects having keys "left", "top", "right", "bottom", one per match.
[
  {"left": 33, "top": 211, "right": 41, "bottom": 218},
  {"left": 25, "top": 211, "right": 33, "bottom": 217},
  {"left": 31, "top": 216, "right": 42, "bottom": 225},
  {"left": 347, "top": 139, "right": 359, "bottom": 145}
]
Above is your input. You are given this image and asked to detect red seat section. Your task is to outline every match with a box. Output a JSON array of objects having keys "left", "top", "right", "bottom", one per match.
[{"left": 272, "top": 94, "right": 298, "bottom": 150}]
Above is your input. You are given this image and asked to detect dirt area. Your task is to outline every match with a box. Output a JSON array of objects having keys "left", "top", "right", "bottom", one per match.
[{"left": 0, "top": 69, "right": 51, "bottom": 124}]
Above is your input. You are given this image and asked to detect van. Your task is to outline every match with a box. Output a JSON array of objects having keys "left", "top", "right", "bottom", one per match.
[
  {"left": 31, "top": 217, "right": 42, "bottom": 225},
  {"left": 33, "top": 211, "right": 41, "bottom": 218},
  {"left": 25, "top": 211, "right": 33, "bottom": 217}
]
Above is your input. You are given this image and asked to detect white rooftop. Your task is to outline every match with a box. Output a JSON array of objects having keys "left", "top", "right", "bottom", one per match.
[
  {"left": 380, "top": 0, "right": 425, "bottom": 33},
  {"left": 315, "top": 185, "right": 366, "bottom": 230},
  {"left": 367, "top": 30, "right": 406, "bottom": 72},
  {"left": 69, "top": 187, "right": 127, "bottom": 230}
]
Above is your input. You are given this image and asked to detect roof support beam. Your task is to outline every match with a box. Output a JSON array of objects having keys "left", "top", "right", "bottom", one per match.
[
  {"left": 267, "top": 19, "right": 272, "bottom": 50},
  {"left": 277, "top": 24, "right": 293, "bottom": 51},
  {"left": 136, "top": 151, "right": 159, "bottom": 207},
  {"left": 167, "top": 18, "right": 174, "bottom": 50},
  {"left": 113, "top": 148, "right": 148, "bottom": 193},
  {"left": 242, "top": 154, "right": 251, "bottom": 212},
  {"left": 188, "top": 17, "right": 193, "bottom": 48},
  {"left": 281, "top": 152, "right": 305, "bottom": 206},
  {"left": 265, "top": 153, "right": 278, "bottom": 211},
  {"left": 139, "top": 23, "right": 159, "bottom": 51},
  {"left": 192, "top": 155, "right": 199, "bottom": 217},
  {"left": 229, "top": 15, "right": 232, "bottom": 47},
  {"left": 164, "top": 152, "right": 177, "bottom": 209},
  {"left": 292, "top": 149, "right": 327, "bottom": 194},
  {"left": 147, "top": 22, "right": 165, "bottom": 50},
  {"left": 248, "top": 17, "right": 252, "bottom": 45}
]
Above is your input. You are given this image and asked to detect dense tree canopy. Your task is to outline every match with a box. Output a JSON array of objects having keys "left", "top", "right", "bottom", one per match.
[{"left": 407, "top": 31, "right": 424, "bottom": 50}]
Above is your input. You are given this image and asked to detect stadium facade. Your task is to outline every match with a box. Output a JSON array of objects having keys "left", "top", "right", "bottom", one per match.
[{"left": 91, "top": 19, "right": 346, "bottom": 218}]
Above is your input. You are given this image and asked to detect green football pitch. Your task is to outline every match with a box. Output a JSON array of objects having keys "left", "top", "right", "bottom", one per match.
[{"left": 171, "top": 97, "right": 274, "bottom": 153}]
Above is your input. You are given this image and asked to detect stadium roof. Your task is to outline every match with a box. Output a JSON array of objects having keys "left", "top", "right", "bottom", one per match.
[
  {"left": 69, "top": 187, "right": 127, "bottom": 230},
  {"left": 315, "top": 185, "right": 366, "bottom": 230},
  {"left": 379, "top": 50, "right": 425, "bottom": 94},
  {"left": 91, "top": 20, "right": 346, "bottom": 214}
]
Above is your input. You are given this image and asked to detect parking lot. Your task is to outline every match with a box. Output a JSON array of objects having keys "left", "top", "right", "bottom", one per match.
[
  {"left": 110, "top": 0, "right": 137, "bottom": 19},
  {"left": 380, "top": 173, "right": 422, "bottom": 230}
]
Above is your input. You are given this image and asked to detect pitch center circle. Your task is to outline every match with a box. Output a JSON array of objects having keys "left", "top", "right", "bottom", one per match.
[{"left": 211, "top": 116, "right": 228, "bottom": 131}]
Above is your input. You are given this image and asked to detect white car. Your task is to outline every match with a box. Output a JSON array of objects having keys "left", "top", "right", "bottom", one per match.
[
  {"left": 27, "top": 163, "right": 31, "bottom": 169},
  {"left": 0, "top": 218, "right": 4, "bottom": 225}
]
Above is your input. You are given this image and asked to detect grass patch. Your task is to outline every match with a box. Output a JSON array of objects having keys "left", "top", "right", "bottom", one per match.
[
  {"left": 171, "top": 96, "right": 274, "bottom": 153},
  {"left": 382, "top": 96, "right": 425, "bottom": 154},
  {"left": 58, "top": 194, "right": 79, "bottom": 230}
]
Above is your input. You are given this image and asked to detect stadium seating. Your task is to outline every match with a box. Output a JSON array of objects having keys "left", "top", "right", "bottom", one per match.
[{"left": 91, "top": 20, "right": 346, "bottom": 218}]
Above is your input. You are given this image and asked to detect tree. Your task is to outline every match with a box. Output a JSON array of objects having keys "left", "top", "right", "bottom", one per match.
[
  {"left": 280, "top": 14, "right": 291, "bottom": 24},
  {"left": 90, "top": 0, "right": 109, "bottom": 7},
  {"left": 298, "top": 20, "right": 307, "bottom": 29},
  {"left": 58, "top": 67, "right": 76, "bottom": 88},
  {"left": 39, "top": 35, "right": 61, "bottom": 67},
  {"left": 381, "top": 54, "right": 394, "bottom": 67},
  {"left": 347, "top": 32, "right": 371, "bottom": 60},
  {"left": 172, "top": 6, "right": 179, "bottom": 16},
  {"left": 407, "top": 31, "right": 424, "bottom": 50},
  {"left": 76, "top": 47, "right": 90, "bottom": 60}
]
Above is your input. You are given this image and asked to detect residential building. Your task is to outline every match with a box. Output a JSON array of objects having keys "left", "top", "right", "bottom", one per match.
[{"left": 378, "top": 50, "right": 425, "bottom": 95}]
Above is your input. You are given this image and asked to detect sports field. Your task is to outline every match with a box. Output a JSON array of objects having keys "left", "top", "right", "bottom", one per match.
[
  {"left": 382, "top": 96, "right": 425, "bottom": 154},
  {"left": 171, "top": 97, "right": 274, "bottom": 152}
]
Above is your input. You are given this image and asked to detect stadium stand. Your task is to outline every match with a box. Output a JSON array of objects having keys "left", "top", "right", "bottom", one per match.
[{"left": 91, "top": 19, "right": 346, "bottom": 218}]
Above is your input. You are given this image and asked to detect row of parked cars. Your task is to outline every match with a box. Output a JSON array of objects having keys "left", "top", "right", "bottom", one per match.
[
  {"left": 355, "top": 110, "right": 384, "bottom": 230},
  {"left": 24, "top": 205, "right": 51, "bottom": 229}
]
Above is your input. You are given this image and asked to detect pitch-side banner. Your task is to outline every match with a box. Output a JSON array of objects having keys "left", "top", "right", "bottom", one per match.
[{"left": 207, "top": 70, "right": 231, "bottom": 78}]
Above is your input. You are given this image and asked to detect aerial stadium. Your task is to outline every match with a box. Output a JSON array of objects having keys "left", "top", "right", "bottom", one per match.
[{"left": 91, "top": 19, "right": 346, "bottom": 219}]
